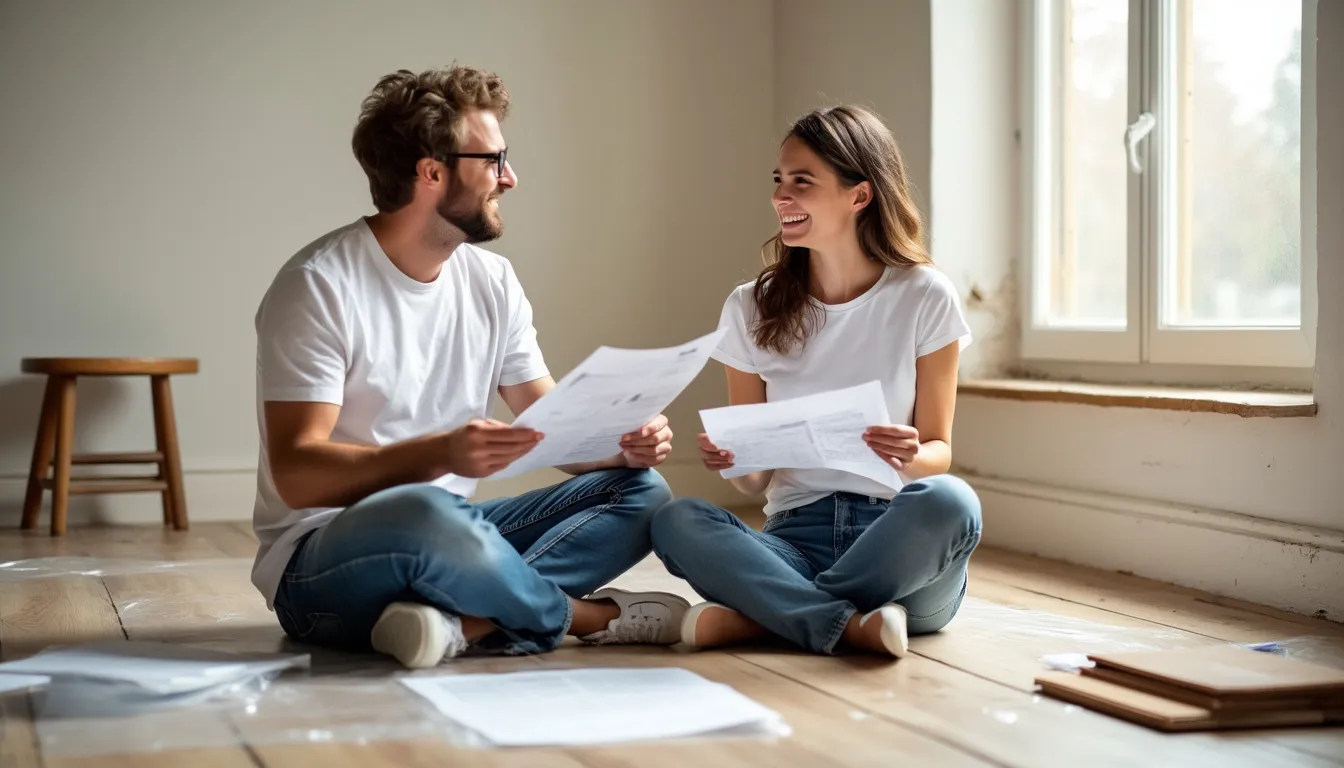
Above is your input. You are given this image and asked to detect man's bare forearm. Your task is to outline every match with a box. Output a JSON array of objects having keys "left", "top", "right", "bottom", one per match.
[{"left": 271, "top": 434, "right": 448, "bottom": 509}]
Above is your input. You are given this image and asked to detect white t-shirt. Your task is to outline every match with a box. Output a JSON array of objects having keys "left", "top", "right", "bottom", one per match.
[
  {"left": 249, "top": 218, "right": 549, "bottom": 607},
  {"left": 712, "top": 263, "right": 972, "bottom": 516}
]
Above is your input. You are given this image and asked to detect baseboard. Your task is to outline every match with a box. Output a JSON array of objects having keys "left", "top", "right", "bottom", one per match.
[
  {"left": 964, "top": 472, "right": 1344, "bottom": 621},
  {"left": 0, "top": 459, "right": 750, "bottom": 529}
]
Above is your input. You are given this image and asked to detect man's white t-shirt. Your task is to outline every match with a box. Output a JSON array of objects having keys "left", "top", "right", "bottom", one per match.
[
  {"left": 249, "top": 218, "right": 549, "bottom": 607},
  {"left": 712, "top": 263, "right": 972, "bottom": 517}
]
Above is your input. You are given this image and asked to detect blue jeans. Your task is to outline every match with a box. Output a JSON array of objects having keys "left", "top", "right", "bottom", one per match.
[
  {"left": 272, "top": 467, "right": 672, "bottom": 656},
  {"left": 650, "top": 475, "right": 982, "bottom": 654}
]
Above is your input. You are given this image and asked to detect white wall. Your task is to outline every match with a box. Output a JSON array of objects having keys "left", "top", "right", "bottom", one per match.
[
  {"left": 929, "top": 0, "right": 1021, "bottom": 378},
  {"left": 0, "top": 0, "right": 776, "bottom": 523}
]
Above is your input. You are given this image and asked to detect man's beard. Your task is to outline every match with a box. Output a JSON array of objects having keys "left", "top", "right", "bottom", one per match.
[{"left": 436, "top": 188, "right": 503, "bottom": 244}]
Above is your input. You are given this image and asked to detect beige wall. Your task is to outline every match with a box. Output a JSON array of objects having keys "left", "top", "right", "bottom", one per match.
[
  {"left": 773, "top": 0, "right": 932, "bottom": 215},
  {"left": 0, "top": 0, "right": 776, "bottom": 522}
]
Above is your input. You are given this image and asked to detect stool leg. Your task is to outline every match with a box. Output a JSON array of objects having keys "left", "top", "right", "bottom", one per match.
[
  {"left": 50, "top": 376, "right": 77, "bottom": 537},
  {"left": 151, "top": 379, "right": 173, "bottom": 527},
  {"left": 151, "top": 375, "right": 188, "bottom": 531},
  {"left": 21, "top": 377, "right": 61, "bottom": 530}
]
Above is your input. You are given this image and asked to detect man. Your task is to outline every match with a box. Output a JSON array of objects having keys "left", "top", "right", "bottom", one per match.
[{"left": 249, "top": 64, "right": 689, "bottom": 669}]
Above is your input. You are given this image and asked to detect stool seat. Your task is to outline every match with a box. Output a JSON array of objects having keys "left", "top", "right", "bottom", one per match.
[
  {"left": 20, "top": 356, "right": 198, "bottom": 535},
  {"left": 21, "top": 357, "right": 199, "bottom": 376}
]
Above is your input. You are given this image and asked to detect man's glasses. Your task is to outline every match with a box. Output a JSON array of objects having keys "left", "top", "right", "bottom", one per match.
[{"left": 443, "top": 148, "right": 507, "bottom": 177}]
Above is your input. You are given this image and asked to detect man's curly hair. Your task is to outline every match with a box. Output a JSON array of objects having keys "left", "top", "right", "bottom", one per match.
[{"left": 351, "top": 64, "right": 510, "bottom": 212}]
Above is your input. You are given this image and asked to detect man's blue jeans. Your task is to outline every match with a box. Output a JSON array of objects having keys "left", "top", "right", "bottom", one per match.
[
  {"left": 650, "top": 475, "right": 983, "bottom": 654},
  {"left": 272, "top": 467, "right": 672, "bottom": 655}
]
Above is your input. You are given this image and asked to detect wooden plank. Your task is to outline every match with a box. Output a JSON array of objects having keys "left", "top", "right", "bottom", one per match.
[
  {"left": 0, "top": 524, "right": 238, "bottom": 563},
  {"left": 970, "top": 547, "right": 1344, "bottom": 654},
  {"left": 199, "top": 523, "right": 261, "bottom": 559},
  {"left": 256, "top": 742, "right": 582, "bottom": 768},
  {"left": 920, "top": 580, "right": 1221, "bottom": 692},
  {"left": 742, "top": 651, "right": 1335, "bottom": 768},
  {"left": 103, "top": 563, "right": 281, "bottom": 651},
  {"left": 0, "top": 575, "right": 124, "bottom": 660},
  {"left": 43, "top": 748, "right": 258, "bottom": 768}
]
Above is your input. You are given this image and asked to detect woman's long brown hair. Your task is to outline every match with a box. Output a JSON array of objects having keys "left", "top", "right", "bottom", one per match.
[{"left": 751, "top": 105, "right": 931, "bottom": 356}]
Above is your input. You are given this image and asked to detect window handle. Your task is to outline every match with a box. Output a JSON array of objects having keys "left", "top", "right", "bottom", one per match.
[{"left": 1124, "top": 112, "right": 1156, "bottom": 173}]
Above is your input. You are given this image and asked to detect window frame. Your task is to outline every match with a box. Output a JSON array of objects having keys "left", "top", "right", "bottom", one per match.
[{"left": 1018, "top": 0, "right": 1317, "bottom": 372}]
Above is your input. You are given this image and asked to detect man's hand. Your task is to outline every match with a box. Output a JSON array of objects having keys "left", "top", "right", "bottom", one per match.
[
  {"left": 864, "top": 424, "right": 920, "bottom": 471},
  {"left": 444, "top": 419, "right": 543, "bottom": 478},
  {"left": 618, "top": 414, "right": 673, "bottom": 468}
]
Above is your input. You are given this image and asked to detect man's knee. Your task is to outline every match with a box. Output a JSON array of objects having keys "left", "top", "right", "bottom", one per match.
[
  {"left": 618, "top": 467, "right": 674, "bottom": 512},
  {"left": 357, "top": 484, "right": 499, "bottom": 566}
]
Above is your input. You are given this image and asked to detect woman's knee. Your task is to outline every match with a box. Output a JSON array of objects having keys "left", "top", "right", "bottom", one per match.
[
  {"left": 905, "top": 474, "right": 983, "bottom": 543},
  {"left": 650, "top": 497, "right": 731, "bottom": 553}
]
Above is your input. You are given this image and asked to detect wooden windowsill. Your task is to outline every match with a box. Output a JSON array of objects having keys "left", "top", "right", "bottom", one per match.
[{"left": 958, "top": 379, "right": 1317, "bottom": 418}]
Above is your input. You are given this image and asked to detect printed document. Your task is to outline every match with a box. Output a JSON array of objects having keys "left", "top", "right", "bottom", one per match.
[
  {"left": 699, "top": 380, "right": 902, "bottom": 490},
  {"left": 401, "top": 667, "right": 787, "bottom": 746},
  {"left": 490, "top": 328, "right": 727, "bottom": 479}
]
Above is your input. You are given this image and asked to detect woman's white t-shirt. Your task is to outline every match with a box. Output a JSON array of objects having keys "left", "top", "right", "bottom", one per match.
[{"left": 711, "top": 263, "right": 972, "bottom": 516}]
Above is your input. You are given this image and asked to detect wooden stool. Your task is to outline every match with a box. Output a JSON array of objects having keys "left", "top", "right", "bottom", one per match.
[{"left": 20, "top": 357, "right": 199, "bottom": 536}]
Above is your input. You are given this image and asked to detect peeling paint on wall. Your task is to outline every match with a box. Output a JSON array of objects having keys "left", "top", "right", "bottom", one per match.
[{"left": 959, "top": 268, "right": 1020, "bottom": 379}]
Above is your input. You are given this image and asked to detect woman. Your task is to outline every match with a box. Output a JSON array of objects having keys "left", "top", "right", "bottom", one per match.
[{"left": 650, "top": 105, "right": 982, "bottom": 658}]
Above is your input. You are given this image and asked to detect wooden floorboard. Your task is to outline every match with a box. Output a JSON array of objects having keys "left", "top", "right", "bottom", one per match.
[{"left": 1, "top": 522, "right": 1341, "bottom": 767}]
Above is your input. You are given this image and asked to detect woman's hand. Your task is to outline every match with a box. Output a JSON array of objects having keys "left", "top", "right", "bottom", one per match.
[
  {"left": 864, "top": 424, "right": 920, "bottom": 470},
  {"left": 697, "top": 433, "right": 735, "bottom": 471}
]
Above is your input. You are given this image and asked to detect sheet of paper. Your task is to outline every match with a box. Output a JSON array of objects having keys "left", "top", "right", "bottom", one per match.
[
  {"left": 699, "top": 380, "right": 902, "bottom": 490},
  {"left": 401, "top": 667, "right": 786, "bottom": 746},
  {"left": 490, "top": 328, "right": 726, "bottom": 479}
]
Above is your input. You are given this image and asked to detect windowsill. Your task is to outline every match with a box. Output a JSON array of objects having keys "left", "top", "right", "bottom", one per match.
[{"left": 958, "top": 379, "right": 1317, "bottom": 418}]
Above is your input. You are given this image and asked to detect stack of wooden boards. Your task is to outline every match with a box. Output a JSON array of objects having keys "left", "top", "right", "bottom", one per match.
[{"left": 1035, "top": 645, "right": 1344, "bottom": 731}]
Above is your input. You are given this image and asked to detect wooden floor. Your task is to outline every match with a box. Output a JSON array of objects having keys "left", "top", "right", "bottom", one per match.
[{"left": 2, "top": 521, "right": 1343, "bottom": 767}]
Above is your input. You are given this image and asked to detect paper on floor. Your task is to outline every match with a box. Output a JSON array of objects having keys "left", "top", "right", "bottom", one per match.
[
  {"left": 490, "top": 327, "right": 726, "bottom": 479},
  {"left": 401, "top": 667, "right": 789, "bottom": 747},
  {"left": 699, "top": 380, "right": 902, "bottom": 490}
]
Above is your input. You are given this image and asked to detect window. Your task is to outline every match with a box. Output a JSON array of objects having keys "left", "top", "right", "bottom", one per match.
[{"left": 1020, "top": 0, "right": 1316, "bottom": 369}]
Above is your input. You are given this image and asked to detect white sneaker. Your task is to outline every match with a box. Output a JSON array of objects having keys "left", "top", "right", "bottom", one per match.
[
  {"left": 579, "top": 588, "right": 691, "bottom": 645},
  {"left": 370, "top": 601, "right": 469, "bottom": 669},
  {"left": 859, "top": 603, "right": 910, "bottom": 658},
  {"left": 680, "top": 601, "right": 732, "bottom": 649}
]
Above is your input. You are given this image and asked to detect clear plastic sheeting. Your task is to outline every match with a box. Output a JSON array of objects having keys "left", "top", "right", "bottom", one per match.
[
  {"left": 30, "top": 675, "right": 491, "bottom": 758},
  {"left": 953, "top": 597, "right": 1206, "bottom": 653},
  {"left": 25, "top": 663, "right": 791, "bottom": 758},
  {"left": 0, "top": 556, "right": 249, "bottom": 580}
]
